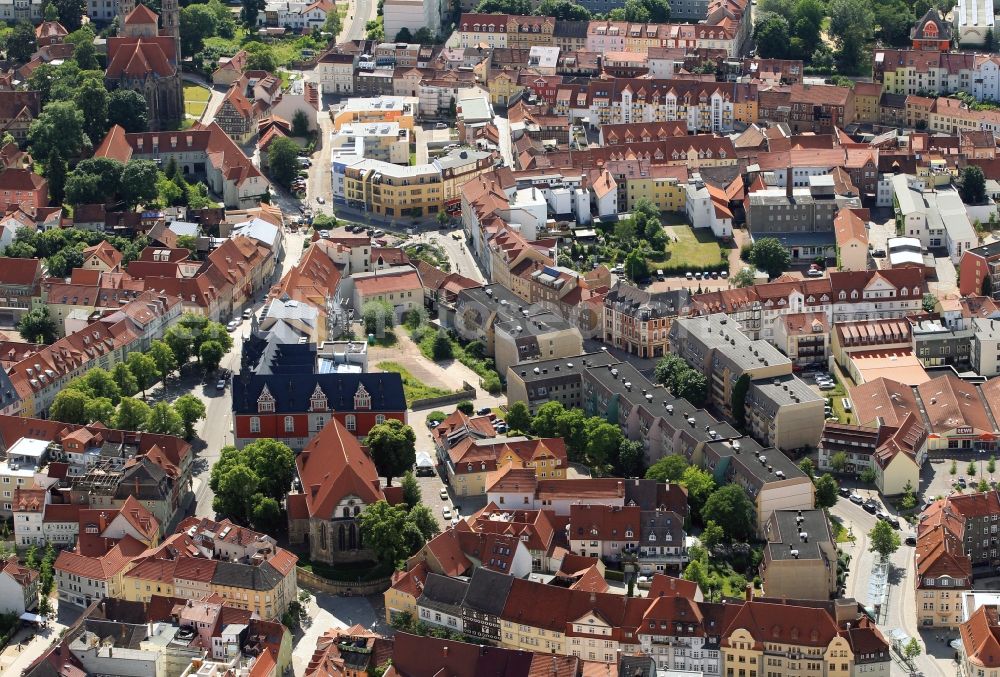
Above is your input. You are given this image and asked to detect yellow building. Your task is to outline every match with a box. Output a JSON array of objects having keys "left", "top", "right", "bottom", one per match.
[
  {"left": 621, "top": 167, "right": 687, "bottom": 213},
  {"left": 488, "top": 69, "right": 524, "bottom": 107},
  {"left": 853, "top": 82, "right": 882, "bottom": 124},
  {"left": 384, "top": 564, "right": 428, "bottom": 622},
  {"left": 344, "top": 149, "right": 494, "bottom": 218},
  {"left": 445, "top": 438, "right": 568, "bottom": 497},
  {"left": 505, "top": 15, "right": 554, "bottom": 49}
]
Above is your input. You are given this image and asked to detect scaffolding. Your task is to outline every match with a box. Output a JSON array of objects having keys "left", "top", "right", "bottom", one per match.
[{"left": 70, "top": 459, "right": 124, "bottom": 495}]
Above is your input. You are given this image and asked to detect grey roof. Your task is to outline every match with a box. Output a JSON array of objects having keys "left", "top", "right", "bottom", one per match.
[
  {"left": 508, "top": 351, "right": 618, "bottom": 383},
  {"left": 968, "top": 240, "right": 1000, "bottom": 259},
  {"left": 765, "top": 509, "right": 832, "bottom": 561},
  {"left": 553, "top": 19, "right": 589, "bottom": 38},
  {"left": 703, "top": 436, "right": 808, "bottom": 491},
  {"left": 436, "top": 148, "right": 491, "bottom": 170},
  {"left": 113, "top": 457, "right": 171, "bottom": 501},
  {"left": 671, "top": 313, "right": 790, "bottom": 375},
  {"left": 459, "top": 284, "right": 575, "bottom": 336},
  {"left": 604, "top": 281, "right": 690, "bottom": 320},
  {"left": 212, "top": 560, "right": 285, "bottom": 591},
  {"left": 462, "top": 568, "right": 514, "bottom": 616},
  {"left": 418, "top": 573, "right": 469, "bottom": 614},
  {"left": 167, "top": 221, "right": 199, "bottom": 237},
  {"left": 584, "top": 360, "right": 740, "bottom": 444},
  {"left": 231, "top": 218, "right": 280, "bottom": 249},
  {"left": 748, "top": 374, "right": 823, "bottom": 410}
]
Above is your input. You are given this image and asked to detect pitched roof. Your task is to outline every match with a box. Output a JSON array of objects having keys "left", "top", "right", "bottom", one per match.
[
  {"left": 293, "top": 417, "right": 384, "bottom": 519},
  {"left": 125, "top": 3, "right": 159, "bottom": 23},
  {"left": 962, "top": 605, "right": 1000, "bottom": 669},
  {"left": 106, "top": 36, "right": 176, "bottom": 79}
]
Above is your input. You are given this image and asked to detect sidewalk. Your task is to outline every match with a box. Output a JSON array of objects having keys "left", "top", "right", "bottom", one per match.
[{"left": 0, "top": 598, "right": 76, "bottom": 676}]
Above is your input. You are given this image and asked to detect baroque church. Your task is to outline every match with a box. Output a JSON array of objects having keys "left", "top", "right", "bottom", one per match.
[{"left": 105, "top": 0, "right": 183, "bottom": 130}]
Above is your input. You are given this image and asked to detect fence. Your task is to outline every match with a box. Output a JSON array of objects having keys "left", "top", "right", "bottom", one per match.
[
  {"left": 296, "top": 567, "right": 392, "bottom": 596},
  {"left": 409, "top": 382, "right": 477, "bottom": 410}
]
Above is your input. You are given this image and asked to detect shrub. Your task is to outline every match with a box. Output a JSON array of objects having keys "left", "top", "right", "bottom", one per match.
[
  {"left": 456, "top": 401, "right": 474, "bottom": 414},
  {"left": 482, "top": 372, "right": 502, "bottom": 394}
]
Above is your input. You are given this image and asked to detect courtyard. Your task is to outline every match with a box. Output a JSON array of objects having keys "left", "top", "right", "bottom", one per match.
[{"left": 183, "top": 83, "right": 211, "bottom": 118}]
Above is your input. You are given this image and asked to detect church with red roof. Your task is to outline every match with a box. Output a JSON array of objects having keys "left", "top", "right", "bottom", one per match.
[{"left": 105, "top": 3, "right": 182, "bottom": 130}]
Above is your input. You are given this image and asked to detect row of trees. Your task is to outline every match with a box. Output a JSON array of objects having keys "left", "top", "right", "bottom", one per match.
[
  {"left": 24, "top": 542, "right": 57, "bottom": 616},
  {"left": 653, "top": 354, "right": 709, "bottom": 407},
  {"left": 48, "top": 360, "right": 206, "bottom": 437},
  {"left": 472, "top": 0, "right": 667, "bottom": 21}
]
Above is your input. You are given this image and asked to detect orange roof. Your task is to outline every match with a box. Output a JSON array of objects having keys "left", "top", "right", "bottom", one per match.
[
  {"left": 963, "top": 605, "right": 1000, "bottom": 669},
  {"left": 294, "top": 417, "right": 383, "bottom": 520},
  {"left": 834, "top": 207, "right": 868, "bottom": 246},
  {"left": 124, "top": 4, "right": 159, "bottom": 24}
]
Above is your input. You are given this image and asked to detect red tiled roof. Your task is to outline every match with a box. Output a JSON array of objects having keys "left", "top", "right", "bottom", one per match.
[
  {"left": 294, "top": 417, "right": 383, "bottom": 520},
  {"left": 124, "top": 3, "right": 159, "bottom": 24}
]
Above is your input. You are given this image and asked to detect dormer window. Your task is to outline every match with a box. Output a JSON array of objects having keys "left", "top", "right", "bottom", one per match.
[
  {"left": 257, "top": 385, "right": 275, "bottom": 413},
  {"left": 309, "top": 383, "right": 328, "bottom": 412},
  {"left": 354, "top": 384, "right": 371, "bottom": 410}
]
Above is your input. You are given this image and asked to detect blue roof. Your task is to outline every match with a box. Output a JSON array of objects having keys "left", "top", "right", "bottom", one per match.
[{"left": 231, "top": 372, "right": 407, "bottom": 415}]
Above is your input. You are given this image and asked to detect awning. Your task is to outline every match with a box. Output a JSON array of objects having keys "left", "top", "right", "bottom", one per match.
[{"left": 19, "top": 612, "right": 44, "bottom": 623}]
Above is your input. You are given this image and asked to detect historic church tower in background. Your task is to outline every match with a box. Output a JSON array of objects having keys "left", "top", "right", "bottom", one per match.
[{"left": 160, "top": 0, "right": 180, "bottom": 57}]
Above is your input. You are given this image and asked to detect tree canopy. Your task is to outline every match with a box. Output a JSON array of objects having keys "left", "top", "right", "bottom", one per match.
[
  {"left": 366, "top": 420, "right": 417, "bottom": 486},
  {"left": 749, "top": 238, "right": 791, "bottom": 279},
  {"left": 700, "top": 484, "right": 754, "bottom": 542},
  {"left": 210, "top": 439, "right": 296, "bottom": 529}
]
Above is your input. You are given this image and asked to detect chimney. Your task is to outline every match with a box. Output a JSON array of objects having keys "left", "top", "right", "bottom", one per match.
[
  {"left": 442, "top": 646, "right": 448, "bottom": 658},
  {"left": 745, "top": 583, "right": 753, "bottom": 601},
  {"left": 98, "top": 511, "right": 107, "bottom": 533},
  {"left": 786, "top": 168, "right": 793, "bottom": 199}
]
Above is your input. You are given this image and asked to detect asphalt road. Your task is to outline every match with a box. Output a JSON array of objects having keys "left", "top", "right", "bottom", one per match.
[
  {"left": 189, "top": 229, "right": 307, "bottom": 520},
  {"left": 343, "top": 0, "right": 375, "bottom": 42},
  {"left": 830, "top": 492, "right": 942, "bottom": 677}
]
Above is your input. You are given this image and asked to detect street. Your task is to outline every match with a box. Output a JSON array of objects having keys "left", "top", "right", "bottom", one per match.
[
  {"left": 188, "top": 228, "right": 307, "bottom": 520},
  {"left": 830, "top": 490, "right": 947, "bottom": 677}
]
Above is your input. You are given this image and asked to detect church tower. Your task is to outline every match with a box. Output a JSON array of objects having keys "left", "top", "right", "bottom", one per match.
[{"left": 160, "top": 0, "right": 180, "bottom": 57}]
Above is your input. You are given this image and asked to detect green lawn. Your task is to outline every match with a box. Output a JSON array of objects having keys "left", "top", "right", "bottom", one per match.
[
  {"left": 648, "top": 225, "right": 726, "bottom": 270},
  {"left": 376, "top": 361, "right": 455, "bottom": 402},
  {"left": 183, "top": 83, "right": 211, "bottom": 118}
]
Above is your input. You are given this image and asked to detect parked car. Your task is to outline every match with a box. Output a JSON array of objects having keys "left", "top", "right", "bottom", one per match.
[
  {"left": 904, "top": 535, "right": 917, "bottom": 546},
  {"left": 373, "top": 229, "right": 385, "bottom": 237},
  {"left": 243, "top": 308, "right": 253, "bottom": 320},
  {"left": 439, "top": 487, "right": 449, "bottom": 500},
  {"left": 818, "top": 382, "right": 835, "bottom": 391},
  {"left": 839, "top": 486, "right": 851, "bottom": 497},
  {"left": 959, "top": 477, "right": 968, "bottom": 488},
  {"left": 685, "top": 271, "right": 693, "bottom": 280},
  {"left": 226, "top": 320, "right": 240, "bottom": 332},
  {"left": 862, "top": 500, "right": 879, "bottom": 514},
  {"left": 216, "top": 378, "right": 227, "bottom": 391},
  {"left": 871, "top": 248, "right": 886, "bottom": 258},
  {"left": 435, "top": 122, "right": 448, "bottom": 129},
  {"left": 806, "top": 268, "right": 824, "bottom": 277},
  {"left": 849, "top": 493, "right": 864, "bottom": 504},
  {"left": 656, "top": 269, "right": 665, "bottom": 279},
  {"left": 477, "top": 407, "right": 492, "bottom": 415},
  {"left": 841, "top": 397, "right": 852, "bottom": 412},
  {"left": 442, "top": 507, "right": 452, "bottom": 519}
]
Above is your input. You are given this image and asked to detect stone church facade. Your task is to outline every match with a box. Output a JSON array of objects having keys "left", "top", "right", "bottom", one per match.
[{"left": 105, "top": 3, "right": 183, "bottom": 130}]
